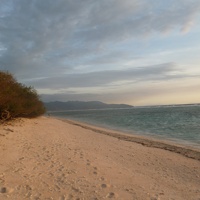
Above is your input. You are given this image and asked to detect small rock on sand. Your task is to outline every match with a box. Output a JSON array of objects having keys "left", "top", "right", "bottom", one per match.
[{"left": 0, "top": 187, "right": 7, "bottom": 193}]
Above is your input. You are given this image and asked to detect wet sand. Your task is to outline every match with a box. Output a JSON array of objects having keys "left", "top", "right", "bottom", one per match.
[{"left": 0, "top": 116, "right": 200, "bottom": 200}]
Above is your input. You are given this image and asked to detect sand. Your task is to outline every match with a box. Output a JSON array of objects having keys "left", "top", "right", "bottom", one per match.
[{"left": 0, "top": 117, "right": 199, "bottom": 200}]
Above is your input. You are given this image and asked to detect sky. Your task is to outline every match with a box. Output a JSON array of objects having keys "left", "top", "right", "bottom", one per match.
[{"left": 0, "top": 0, "right": 200, "bottom": 106}]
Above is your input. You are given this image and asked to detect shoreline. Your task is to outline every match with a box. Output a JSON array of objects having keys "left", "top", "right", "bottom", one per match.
[
  {"left": 48, "top": 105, "right": 200, "bottom": 150},
  {"left": 56, "top": 117, "right": 200, "bottom": 161},
  {"left": 0, "top": 116, "right": 200, "bottom": 199},
  {"left": 49, "top": 112, "right": 200, "bottom": 149}
]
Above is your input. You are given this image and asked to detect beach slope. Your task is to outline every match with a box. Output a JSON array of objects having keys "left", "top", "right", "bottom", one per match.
[{"left": 0, "top": 117, "right": 199, "bottom": 200}]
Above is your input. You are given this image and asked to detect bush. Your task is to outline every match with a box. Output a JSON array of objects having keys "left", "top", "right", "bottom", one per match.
[{"left": 0, "top": 71, "right": 45, "bottom": 122}]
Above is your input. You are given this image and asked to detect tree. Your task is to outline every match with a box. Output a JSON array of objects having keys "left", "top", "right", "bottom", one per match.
[{"left": 0, "top": 71, "right": 45, "bottom": 122}]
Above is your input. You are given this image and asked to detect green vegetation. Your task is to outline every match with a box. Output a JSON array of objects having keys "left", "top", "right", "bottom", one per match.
[{"left": 0, "top": 71, "right": 45, "bottom": 122}]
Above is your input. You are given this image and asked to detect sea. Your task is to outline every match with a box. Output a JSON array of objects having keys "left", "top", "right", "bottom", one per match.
[{"left": 49, "top": 105, "right": 200, "bottom": 149}]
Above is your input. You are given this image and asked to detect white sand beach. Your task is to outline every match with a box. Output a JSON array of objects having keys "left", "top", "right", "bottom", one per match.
[{"left": 0, "top": 116, "right": 200, "bottom": 200}]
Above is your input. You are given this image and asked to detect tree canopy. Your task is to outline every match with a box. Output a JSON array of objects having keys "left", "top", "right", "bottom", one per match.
[{"left": 0, "top": 71, "right": 45, "bottom": 122}]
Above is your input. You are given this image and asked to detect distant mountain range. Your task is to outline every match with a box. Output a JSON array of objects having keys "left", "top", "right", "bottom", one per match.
[{"left": 44, "top": 101, "right": 133, "bottom": 111}]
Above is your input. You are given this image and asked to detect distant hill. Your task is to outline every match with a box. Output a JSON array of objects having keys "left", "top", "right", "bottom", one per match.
[{"left": 44, "top": 101, "right": 133, "bottom": 111}]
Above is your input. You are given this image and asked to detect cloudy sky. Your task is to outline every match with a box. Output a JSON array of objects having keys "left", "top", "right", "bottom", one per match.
[{"left": 0, "top": 0, "right": 200, "bottom": 106}]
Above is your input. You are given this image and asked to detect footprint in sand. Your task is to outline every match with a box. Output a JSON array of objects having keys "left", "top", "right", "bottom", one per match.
[
  {"left": 55, "top": 185, "right": 61, "bottom": 191},
  {"left": 106, "top": 192, "right": 115, "bottom": 198},
  {"left": 0, "top": 179, "right": 5, "bottom": 184},
  {"left": 19, "top": 157, "right": 25, "bottom": 161},
  {"left": 0, "top": 175, "right": 5, "bottom": 184},
  {"left": 101, "top": 184, "right": 108, "bottom": 189},
  {"left": 67, "top": 194, "right": 74, "bottom": 199},
  {"left": 59, "top": 195, "right": 66, "bottom": 200},
  {"left": 93, "top": 166, "right": 98, "bottom": 175},
  {"left": 86, "top": 159, "right": 91, "bottom": 166}
]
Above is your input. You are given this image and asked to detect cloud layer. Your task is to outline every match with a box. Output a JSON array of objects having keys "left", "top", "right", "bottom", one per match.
[
  {"left": 28, "top": 63, "right": 190, "bottom": 89},
  {"left": 0, "top": 0, "right": 200, "bottom": 104}
]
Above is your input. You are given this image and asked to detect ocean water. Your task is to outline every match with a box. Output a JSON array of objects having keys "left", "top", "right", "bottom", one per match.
[{"left": 50, "top": 105, "right": 200, "bottom": 148}]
